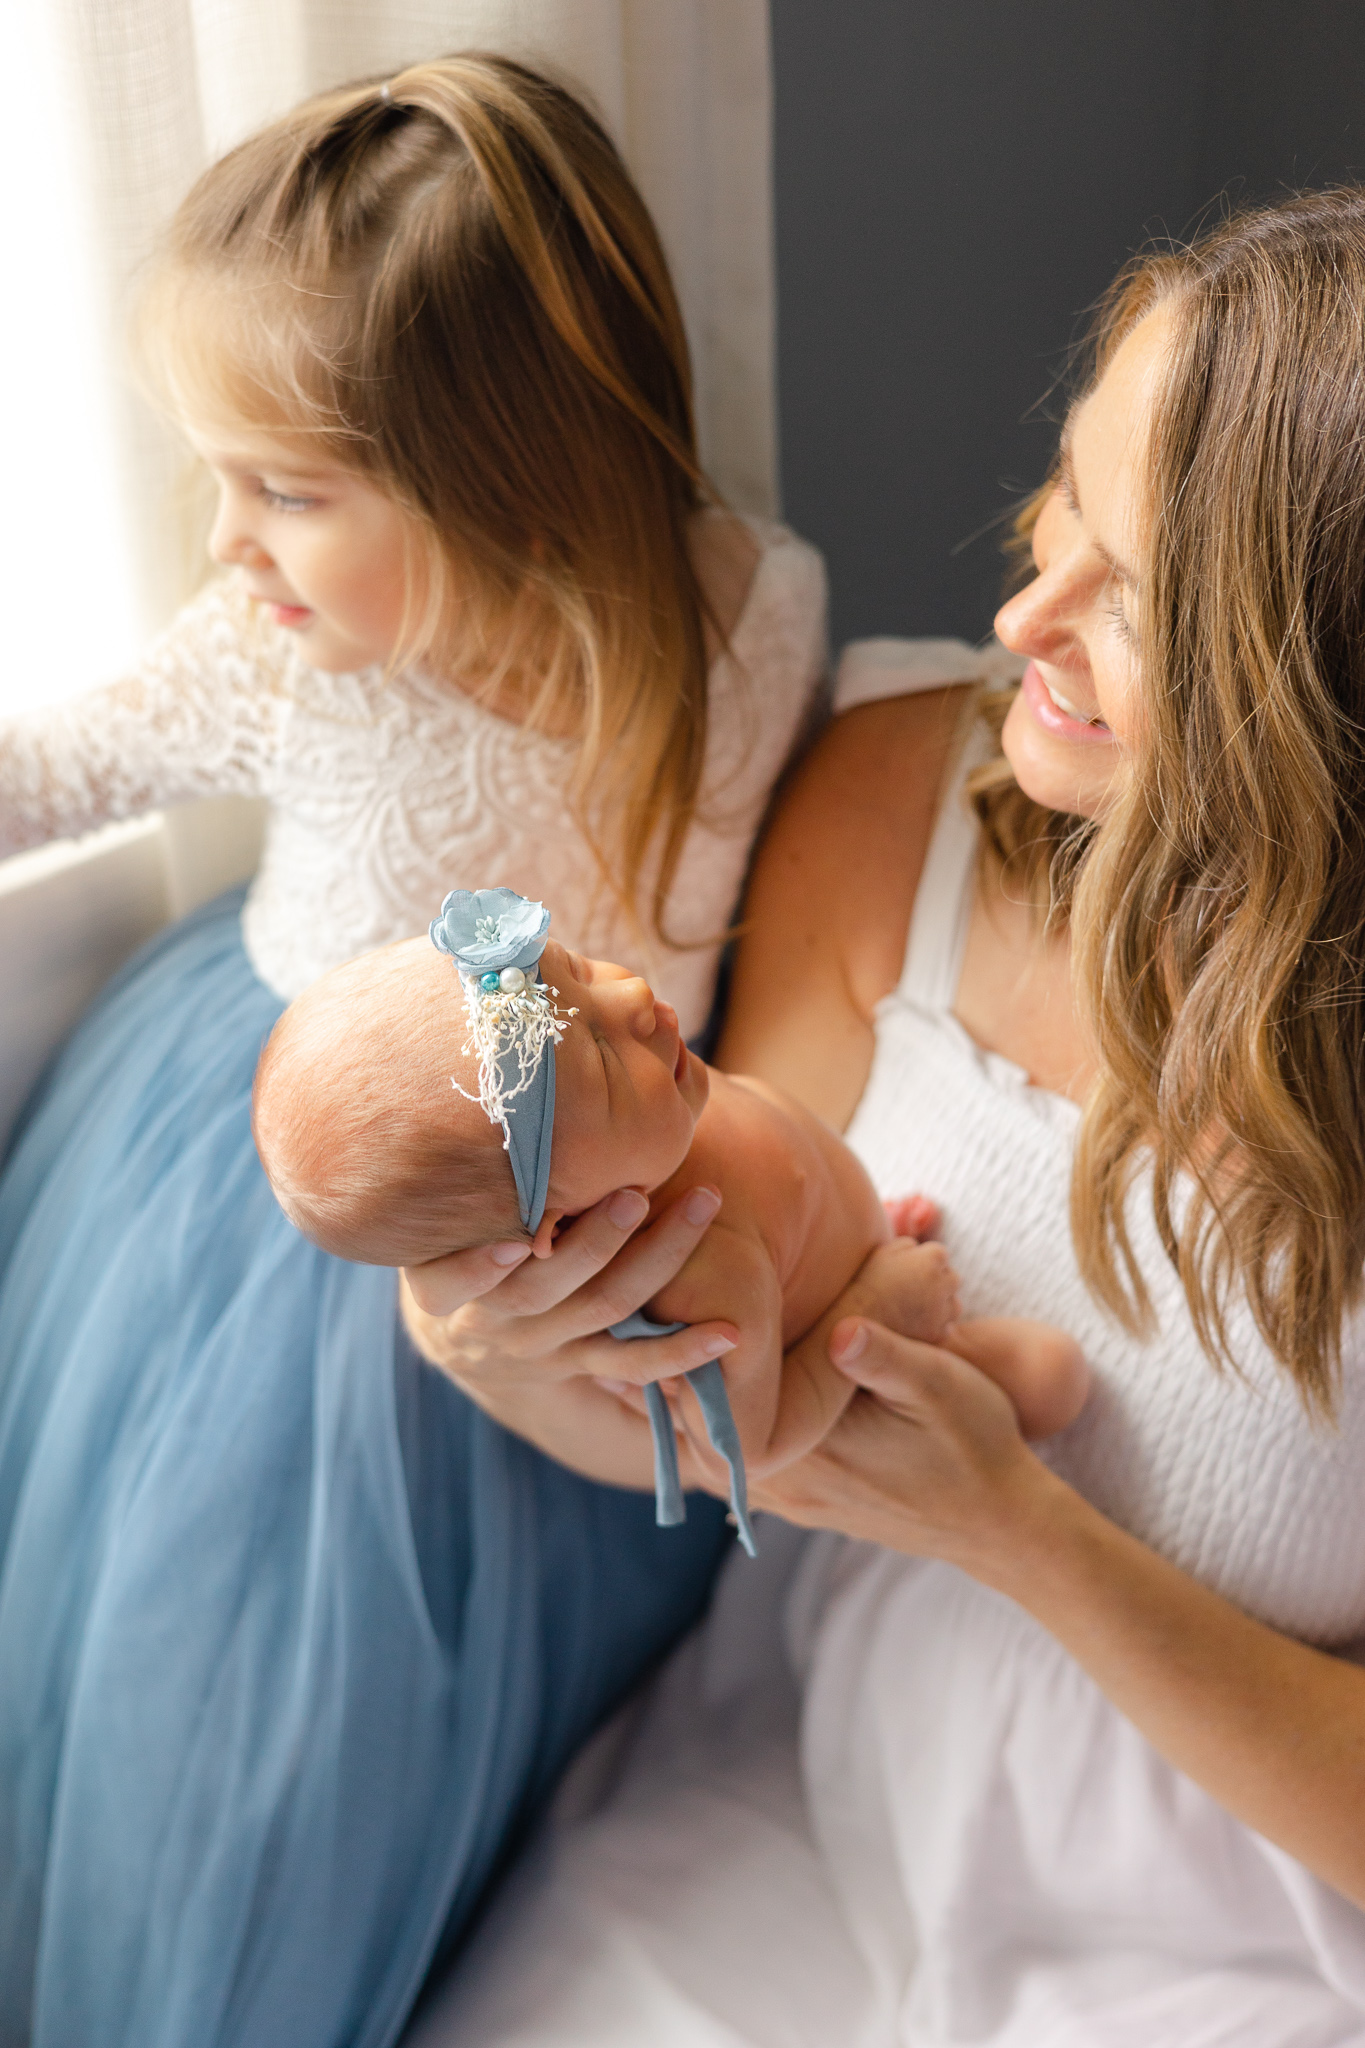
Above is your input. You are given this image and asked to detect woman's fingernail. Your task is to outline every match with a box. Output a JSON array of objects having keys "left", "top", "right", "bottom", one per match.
[
  {"left": 608, "top": 1189, "right": 650, "bottom": 1229},
  {"left": 598, "top": 1377, "right": 631, "bottom": 1396},
  {"left": 684, "top": 1186, "right": 722, "bottom": 1226},
  {"left": 704, "top": 1334, "right": 737, "bottom": 1356},
  {"left": 489, "top": 1242, "right": 532, "bottom": 1267},
  {"left": 832, "top": 1322, "right": 868, "bottom": 1368}
]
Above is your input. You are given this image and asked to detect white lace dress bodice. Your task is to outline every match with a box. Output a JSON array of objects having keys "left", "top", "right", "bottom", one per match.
[{"left": 0, "top": 519, "right": 825, "bottom": 1028}]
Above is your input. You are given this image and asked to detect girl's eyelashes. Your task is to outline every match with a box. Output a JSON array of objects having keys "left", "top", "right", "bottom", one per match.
[{"left": 258, "top": 483, "right": 317, "bottom": 513}]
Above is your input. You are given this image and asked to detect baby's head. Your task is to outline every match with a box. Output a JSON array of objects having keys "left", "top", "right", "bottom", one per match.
[{"left": 253, "top": 935, "right": 708, "bottom": 1266}]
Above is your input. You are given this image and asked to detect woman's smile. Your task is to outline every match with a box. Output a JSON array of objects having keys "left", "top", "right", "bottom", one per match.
[{"left": 1020, "top": 660, "right": 1113, "bottom": 741}]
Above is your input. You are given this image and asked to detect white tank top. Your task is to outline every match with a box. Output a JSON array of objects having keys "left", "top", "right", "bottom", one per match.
[
  {"left": 831, "top": 639, "right": 1365, "bottom": 1644},
  {"left": 791, "top": 642, "right": 1365, "bottom": 2045}
]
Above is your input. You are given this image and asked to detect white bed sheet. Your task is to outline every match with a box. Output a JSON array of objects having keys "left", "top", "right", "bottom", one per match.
[{"left": 405, "top": 1520, "right": 872, "bottom": 2048}]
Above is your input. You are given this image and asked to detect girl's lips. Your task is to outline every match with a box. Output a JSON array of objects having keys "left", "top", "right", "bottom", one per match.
[
  {"left": 270, "top": 603, "right": 314, "bottom": 629},
  {"left": 1021, "top": 660, "right": 1114, "bottom": 745}
]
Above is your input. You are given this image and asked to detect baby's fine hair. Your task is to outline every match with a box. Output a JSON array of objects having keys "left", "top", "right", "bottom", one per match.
[
  {"left": 141, "top": 52, "right": 714, "bottom": 937},
  {"left": 253, "top": 942, "right": 523, "bottom": 1266}
]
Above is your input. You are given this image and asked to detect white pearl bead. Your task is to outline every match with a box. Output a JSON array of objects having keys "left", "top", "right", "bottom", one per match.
[{"left": 498, "top": 966, "right": 527, "bottom": 993}]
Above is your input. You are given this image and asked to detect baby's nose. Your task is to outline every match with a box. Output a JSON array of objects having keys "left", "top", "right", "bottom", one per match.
[{"left": 625, "top": 980, "right": 662, "bottom": 1039}]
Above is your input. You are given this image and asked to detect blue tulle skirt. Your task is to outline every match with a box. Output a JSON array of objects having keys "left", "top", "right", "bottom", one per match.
[{"left": 0, "top": 893, "right": 727, "bottom": 2048}]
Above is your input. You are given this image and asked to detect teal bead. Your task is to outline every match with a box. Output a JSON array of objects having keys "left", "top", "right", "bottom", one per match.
[{"left": 479, "top": 971, "right": 500, "bottom": 992}]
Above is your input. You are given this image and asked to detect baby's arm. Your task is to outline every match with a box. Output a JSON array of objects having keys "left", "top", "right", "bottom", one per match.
[
  {"left": 2, "top": 580, "right": 272, "bottom": 855},
  {"left": 641, "top": 1070, "right": 902, "bottom": 1469},
  {"left": 638, "top": 1078, "right": 1090, "bottom": 1473}
]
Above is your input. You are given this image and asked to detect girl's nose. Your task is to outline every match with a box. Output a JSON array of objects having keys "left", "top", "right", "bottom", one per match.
[{"left": 207, "top": 488, "right": 272, "bottom": 570}]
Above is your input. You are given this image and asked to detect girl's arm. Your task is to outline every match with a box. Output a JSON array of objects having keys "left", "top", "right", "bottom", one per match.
[
  {"left": 715, "top": 684, "right": 970, "bottom": 1123},
  {"left": 757, "top": 1313, "right": 1365, "bottom": 1911},
  {"left": 2, "top": 579, "right": 272, "bottom": 856}
]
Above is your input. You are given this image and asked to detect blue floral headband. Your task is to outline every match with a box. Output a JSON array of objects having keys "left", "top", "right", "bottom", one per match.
[
  {"left": 431, "top": 885, "right": 756, "bottom": 1557},
  {"left": 430, "top": 887, "right": 567, "bottom": 1234}
]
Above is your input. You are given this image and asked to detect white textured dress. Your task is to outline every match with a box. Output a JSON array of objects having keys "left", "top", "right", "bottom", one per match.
[
  {"left": 414, "top": 640, "right": 1365, "bottom": 2048},
  {"left": 0, "top": 517, "right": 825, "bottom": 1026}
]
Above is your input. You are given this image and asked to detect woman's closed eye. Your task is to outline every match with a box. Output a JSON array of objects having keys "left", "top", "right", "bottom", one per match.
[{"left": 1106, "top": 588, "right": 1135, "bottom": 643}]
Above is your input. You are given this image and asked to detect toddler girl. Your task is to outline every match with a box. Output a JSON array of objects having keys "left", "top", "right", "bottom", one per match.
[{"left": 0, "top": 55, "right": 823, "bottom": 2048}]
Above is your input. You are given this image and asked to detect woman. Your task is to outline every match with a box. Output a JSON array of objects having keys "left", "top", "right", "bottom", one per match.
[{"left": 405, "top": 187, "right": 1365, "bottom": 2039}]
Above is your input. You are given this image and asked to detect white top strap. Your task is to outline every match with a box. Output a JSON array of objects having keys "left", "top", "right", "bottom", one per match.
[
  {"left": 833, "top": 635, "right": 1022, "bottom": 715},
  {"left": 896, "top": 719, "right": 993, "bottom": 1013}
]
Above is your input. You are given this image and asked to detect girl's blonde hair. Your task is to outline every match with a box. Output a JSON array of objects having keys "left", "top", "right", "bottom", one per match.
[
  {"left": 977, "top": 187, "right": 1365, "bottom": 1415},
  {"left": 141, "top": 52, "right": 713, "bottom": 938}
]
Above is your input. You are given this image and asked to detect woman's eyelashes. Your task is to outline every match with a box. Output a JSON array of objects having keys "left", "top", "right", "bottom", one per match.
[{"left": 1106, "top": 588, "right": 1135, "bottom": 644}]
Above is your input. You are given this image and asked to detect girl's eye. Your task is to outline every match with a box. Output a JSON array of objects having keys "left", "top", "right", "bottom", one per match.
[{"left": 259, "top": 485, "right": 316, "bottom": 513}]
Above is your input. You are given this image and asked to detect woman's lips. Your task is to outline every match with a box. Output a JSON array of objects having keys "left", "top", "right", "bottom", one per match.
[
  {"left": 1021, "top": 660, "right": 1113, "bottom": 744},
  {"left": 270, "top": 603, "right": 314, "bottom": 630}
]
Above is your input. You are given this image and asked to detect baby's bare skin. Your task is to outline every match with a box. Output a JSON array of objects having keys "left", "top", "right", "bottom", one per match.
[{"left": 606, "top": 1069, "right": 1088, "bottom": 1483}]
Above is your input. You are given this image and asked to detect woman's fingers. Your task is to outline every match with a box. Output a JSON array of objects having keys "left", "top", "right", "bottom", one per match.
[
  {"left": 496, "top": 1184, "right": 725, "bottom": 1350},
  {"left": 403, "top": 1239, "right": 532, "bottom": 1317},
  {"left": 475, "top": 1189, "right": 655, "bottom": 1318},
  {"left": 565, "top": 1325, "right": 739, "bottom": 1387},
  {"left": 829, "top": 1316, "right": 1009, "bottom": 1424}
]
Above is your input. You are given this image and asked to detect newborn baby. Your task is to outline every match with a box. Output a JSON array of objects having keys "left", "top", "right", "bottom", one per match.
[{"left": 253, "top": 892, "right": 1088, "bottom": 1535}]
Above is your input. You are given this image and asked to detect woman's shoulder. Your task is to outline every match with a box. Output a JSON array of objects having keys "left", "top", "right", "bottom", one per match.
[{"left": 833, "top": 637, "right": 1023, "bottom": 716}]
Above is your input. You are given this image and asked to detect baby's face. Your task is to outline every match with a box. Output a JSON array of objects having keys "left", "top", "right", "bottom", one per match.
[{"left": 540, "top": 939, "right": 708, "bottom": 1225}]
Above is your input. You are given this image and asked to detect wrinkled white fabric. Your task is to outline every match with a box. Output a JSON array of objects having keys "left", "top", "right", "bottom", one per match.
[{"left": 0, "top": 519, "right": 823, "bottom": 1027}]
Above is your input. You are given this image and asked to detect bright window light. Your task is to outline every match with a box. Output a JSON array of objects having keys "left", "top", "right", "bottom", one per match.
[{"left": 0, "top": 7, "right": 142, "bottom": 715}]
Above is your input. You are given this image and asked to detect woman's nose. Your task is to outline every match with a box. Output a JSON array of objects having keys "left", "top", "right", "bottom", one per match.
[{"left": 995, "top": 553, "right": 1087, "bottom": 667}]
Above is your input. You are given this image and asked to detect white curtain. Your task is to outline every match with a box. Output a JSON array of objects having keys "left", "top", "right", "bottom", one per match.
[{"left": 57, "top": 0, "right": 778, "bottom": 639}]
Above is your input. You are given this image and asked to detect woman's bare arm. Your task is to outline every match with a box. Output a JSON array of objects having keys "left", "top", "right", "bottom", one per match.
[
  {"left": 758, "top": 1314, "right": 1365, "bottom": 1912},
  {"left": 716, "top": 686, "right": 970, "bottom": 1125}
]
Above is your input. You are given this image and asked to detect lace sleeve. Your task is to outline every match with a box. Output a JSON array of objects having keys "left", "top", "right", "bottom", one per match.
[{"left": 0, "top": 579, "right": 283, "bottom": 857}]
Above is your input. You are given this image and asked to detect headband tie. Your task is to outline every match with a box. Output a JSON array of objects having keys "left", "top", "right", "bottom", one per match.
[{"left": 432, "top": 886, "right": 756, "bottom": 1556}]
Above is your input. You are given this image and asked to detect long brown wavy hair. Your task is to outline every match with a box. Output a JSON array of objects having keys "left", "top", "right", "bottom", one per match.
[
  {"left": 977, "top": 187, "right": 1365, "bottom": 1415},
  {"left": 139, "top": 52, "right": 713, "bottom": 939}
]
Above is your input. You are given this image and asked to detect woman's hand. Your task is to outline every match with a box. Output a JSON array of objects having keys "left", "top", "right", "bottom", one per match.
[
  {"left": 401, "top": 1184, "right": 740, "bottom": 1396},
  {"left": 750, "top": 1314, "right": 1059, "bottom": 1575},
  {"left": 752, "top": 1313, "right": 1365, "bottom": 1915}
]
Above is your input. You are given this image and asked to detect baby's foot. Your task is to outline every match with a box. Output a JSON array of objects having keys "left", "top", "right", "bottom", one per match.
[{"left": 867, "top": 1238, "right": 961, "bottom": 1345}]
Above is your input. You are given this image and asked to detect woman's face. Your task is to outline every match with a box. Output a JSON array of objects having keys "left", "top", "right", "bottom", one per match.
[{"left": 994, "top": 306, "right": 1172, "bottom": 820}]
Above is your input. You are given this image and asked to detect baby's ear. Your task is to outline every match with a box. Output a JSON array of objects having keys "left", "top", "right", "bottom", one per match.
[{"left": 531, "top": 1209, "right": 563, "bottom": 1258}]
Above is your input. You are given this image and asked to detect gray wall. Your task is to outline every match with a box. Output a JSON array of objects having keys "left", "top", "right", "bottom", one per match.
[{"left": 771, "top": 1, "right": 1365, "bottom": 649}]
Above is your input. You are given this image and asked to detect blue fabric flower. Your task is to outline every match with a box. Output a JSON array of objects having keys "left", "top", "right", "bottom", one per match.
[{"left": 430, "top": 888, "right": 552, "bottom": 973}]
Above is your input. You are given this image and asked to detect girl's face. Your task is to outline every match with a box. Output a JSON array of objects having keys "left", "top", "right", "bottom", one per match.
[
  {"left": 185, "top": 422, "right": 419, "bottom": 673},
  {"left": 993, "top": 307, "right": 1171, "bottom": 821}
]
